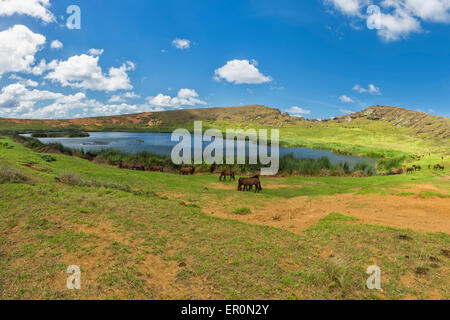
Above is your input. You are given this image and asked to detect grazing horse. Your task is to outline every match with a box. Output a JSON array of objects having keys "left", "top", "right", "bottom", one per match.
[
  {"left": 180, "top": 166, "right": 195, "bottom": 175},
  {"left": 434, "top": 164, "right": 441, "bottom": 170},
  {"left": 118, "top": 161, "right": 132, "bottom": 170},
  {"left": 412, "top": 165, "right": 421, "bottom": 171},
  {"left": 406, "top": 167, "right": 414, "bottom": 174},
  {"left": 149, "top": 165, "right": 164, "bottom": 172},
  {"left": 219, "top": 170, "right": 235, "bottom": 181},
  {"left": 133, "top": 163, "right": 146, "bottom": 171},
  {"left": 391, "top": 168, "right": 404, "bottom": 175},
  {"left": 238, "top": 176, "right": 262, "bottom": 193}
]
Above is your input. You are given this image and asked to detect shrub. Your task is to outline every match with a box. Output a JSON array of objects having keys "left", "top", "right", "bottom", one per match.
[{"left": 0, "top": 162, "right": 29, "bottom": 184}]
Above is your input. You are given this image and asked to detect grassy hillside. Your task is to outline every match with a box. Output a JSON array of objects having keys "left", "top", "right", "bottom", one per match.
[
  {"left": 0, "top": 137, "right": 449, "bottom": 300},
  {"left": 1, "top": 105, "right": 449, "bottom": 157}
]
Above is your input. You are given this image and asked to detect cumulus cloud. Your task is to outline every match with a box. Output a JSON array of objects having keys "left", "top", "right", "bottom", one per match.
[
  {"left": 353, "top": 84, "right": 381, "bottom": 95},
  {"left": 339, "top": 95, "right": 354, "bottom": 103},
  {"left": 146, "top": 88, "right": 207, "bottom": 109},
  {"left": 324, "top": 0, "right": 450, "bottom": 41},
  {"left": 0, "top": 25, "right": 46, "bottom": 77},
  {"left": 286, "top": 106, "right": 311, "bottom": 117},
  {"left": 45, "top": 54, "right": 135, "bottom": 92},
  {"left": 0, "top": 81, "right": 86, "bottom": 118},
  {"left": 214, "top": 59, "right": 272, "bottom": 85},
  {"left": 0, "top": 80, "right": 162, "bottom": 119},
  {"left": 172, "top": 38, "right": 191, "bottom": 50},
  {"left": 108, "top": 91, "right": 140, "bottom": 103},
  {"left": 0, "top": 0, "right": 55, "bottom": 23},
  {"left": 50, "top": 40, "right": 63, "bottom": 50}
]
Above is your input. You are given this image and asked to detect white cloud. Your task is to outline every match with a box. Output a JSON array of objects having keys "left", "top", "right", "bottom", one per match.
[
  {"left": 172, "top": 38, "right": 191, "bottom": 50},
  {"left": 326, "top": 0, "right": 368, "bottom": 16},
  {"left": 339, "top": 95, "right": 354, "bottom": 103},
  {"left": 353, "top": 84, "right": 381, "bottom": 95},
  {"left": 214, "top": 59, "right": 272, "bottom": 85},
  {"left": 108, "top": 91, "right": 140, "bottom": 103},
  {"left": 0, "top": 0, "right": 55, "bottom": 23},
  {"left": 88, "top": 48, "right": 104, "bottom": 56},
  {"left": 50, "top": 40, "right": 63, "bottom": 50},
  {"left": 0, "top": 80, "right": 162, "bottom": 119},
  {"left": 146, "top": 88, "right": 207, "bottom": 109},
  {"left": 325, "top": 0, "right": 450, "bottom": 41},
  {"left": 286, "top": 106, "right": 311, "bottom": 117},
  {"left": 0, "top": 81, "right": 86, "bottom": 118},
  {"left": 45, "top": 54, "right": 135, "bottom": 92},
  {"left": 0, "top": 25, "right": 46, "bottom": 77}
]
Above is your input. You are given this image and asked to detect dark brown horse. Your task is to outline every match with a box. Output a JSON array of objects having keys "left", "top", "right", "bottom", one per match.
[
  {"left": 149, "top": 165, "right": 164, "bottom": 172},
  {"left": 118, "top": 161, "right": 132, "bottom": 170},
  {"left": 180, "top": 166, "right": 195, "bottom": 175},
  {"left": 412, "top": 165, "right": 421, "bottom": 171},
  {"left": 238, "top": 176, "right": 262, "bottom": 193},
  {"left": 133, "top": 163, "right": 146, "bottom": 171},
  {"left": 406, "top": 167, "right": 414, "bottom": 174},
  {"left": 391, "top": 168, "right": 404, "bottom": 175},
  {"left": 219, "top": 170, "right": 235, "bottom": 181}
]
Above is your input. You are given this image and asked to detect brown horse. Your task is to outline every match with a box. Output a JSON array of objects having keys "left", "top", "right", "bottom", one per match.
[
  {"left": 149, "top": 165, "right": 164, "bottom": 172},
  {"left": 219, "top": 170, "right": 235, "bottom": 181},
  {"left": 118, "top": 161, "right": 132, "bottom": 170},
  {"left": 131, "top": 163, "right": 146, "bottom": 171},
  {"left": 406, "top": 167, "right": 414, "bottom": 174},
  {"left": 180, "top": 166, "right": 195, "bottom": 175},
  {"left": 238, "top": 176, "right": 262, "bottom": 193},
  {"left": 391, "top": 168, "right": 404, "bottom": 175},
  {"left": 412, "top": 165, "right": 421, "bottom": 171}
]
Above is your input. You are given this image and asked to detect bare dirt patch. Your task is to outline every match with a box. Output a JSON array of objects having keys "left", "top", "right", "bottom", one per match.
[{"left": 203, "top": 193, "right": 450, "bottom": 235}]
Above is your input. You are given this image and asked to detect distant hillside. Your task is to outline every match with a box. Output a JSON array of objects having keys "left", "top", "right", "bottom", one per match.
[
  {"left": 333, "top": 105, "right": 450, "bottom": 140},
  {"left": 0, "top": 105, "right": 299, "bottom": 130},
  {"left": 0, "top": 104, "right": 448, "bottom": 141}
]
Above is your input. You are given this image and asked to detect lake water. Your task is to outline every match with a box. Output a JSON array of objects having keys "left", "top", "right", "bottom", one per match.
[{"left": 28, "top": 132, "right": 378, "bottom": 169}]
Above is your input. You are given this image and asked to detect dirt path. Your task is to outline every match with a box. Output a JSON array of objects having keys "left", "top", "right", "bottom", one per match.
[{"left": 204, "top": 193, "right": 450, "bottom": 235}]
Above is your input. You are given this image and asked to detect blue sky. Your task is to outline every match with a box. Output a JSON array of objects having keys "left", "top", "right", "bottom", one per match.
[{"left": 0, "top": 0, "right": 449, "bottom": 119}]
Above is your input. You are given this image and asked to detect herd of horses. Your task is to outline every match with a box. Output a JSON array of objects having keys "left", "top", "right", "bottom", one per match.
[
  {"left": 117, "top": 154, "right": 446, "bottom": 192},
  {"left": 118, "top": 161, "right": 164, "bottom": 172},
  {"left": 117, "top": 161, "right": 263, "bottom": 193},
  {"left": 391, "top": 163, "right": 445, "bottom": 175}
]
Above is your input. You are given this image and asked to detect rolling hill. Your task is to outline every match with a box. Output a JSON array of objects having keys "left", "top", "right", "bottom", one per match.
[{"left": 1, "top": 105, "right": 449, "bottom": 156}]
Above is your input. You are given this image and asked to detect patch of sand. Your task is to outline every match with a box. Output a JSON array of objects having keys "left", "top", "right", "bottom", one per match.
[{"left": 203, "top": 193, "right": 450, "bottom": 235}]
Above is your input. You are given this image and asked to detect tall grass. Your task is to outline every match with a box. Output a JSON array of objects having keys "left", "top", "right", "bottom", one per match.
[
  {"left": 0, "top": 162, "right": 29, "bottom": 184},
  {"left": 376, "top": 156, "right": 407, "bottom": 172}
]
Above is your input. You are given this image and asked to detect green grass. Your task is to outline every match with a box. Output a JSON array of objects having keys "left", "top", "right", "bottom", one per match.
[
  {"left": 420, "top": 191, "right": 450, "bottom": 198},
  {"left": 0, "top": 137, "right": 449, "bottom": 300},
  {"left": 232, "top": 207, "right": 252, "bottom": 215}
]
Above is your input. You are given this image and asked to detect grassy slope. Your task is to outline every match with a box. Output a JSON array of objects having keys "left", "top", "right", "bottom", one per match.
[{"left": 1, "top": 137, "right": 449, "bottom": 300}]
